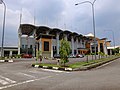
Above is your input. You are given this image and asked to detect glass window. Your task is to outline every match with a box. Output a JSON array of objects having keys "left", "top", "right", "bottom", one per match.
[
  {"left": 30, "top": 45, "right": 32, "bottom": 48},
  {"left": 22, "top": 45, "right": 24, "bottom": 48},
  {"left": 44, "top": 41, "right": 49, "bottom": 51},
  {"left": 25, "top": 45, "right": 28, "bottom": 48}
]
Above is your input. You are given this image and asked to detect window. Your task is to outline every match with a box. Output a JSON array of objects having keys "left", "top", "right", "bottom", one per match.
[
  {"left": 22, "top": 45, "right": 24, "bottom": 48},
  {"left": 53, "top": 46, "right": 57, "bottom": 51},
  {"left": 100, "top": 43, "right": 104, "bottom": 52},
  {"left": 25, "top": 45, "right": 28, "bottom": 48},
  {"left": 30, "top": 45, "right": 32, "bottom": 48},
  {"left": 44, "top": 41, "right": 49, "bottom": 51}
]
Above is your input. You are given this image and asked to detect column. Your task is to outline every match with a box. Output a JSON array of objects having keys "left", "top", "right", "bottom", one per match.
[
  {"left": 56, "top": 33, "right": 60, "bottom": 55},
  {"left": 51, "top": 38, "right": 53, "bottom": 57},
  {"left": 80, "top": 39, "right": 82, "bottom": 48},
  {"left": 64, "top": 34, "right": 67, "bottom": 41},
  {"left": 83, "top": 40, "right": 86, "bottom": 48},
  {"left": 104, "top": 41, "right": 108, "bottom": 55},
  {"left": 76, "top": 38, "right": 78, "bottom": 54},
  {"left": 119, "top": 47, "right": 120, "bottom": 53},
  {"left": 9, "top": 51, "right": 12, "bottom": 57},
  {"left": 46, "top": 31, "right": 49, "bottom": 35},
  {"left": 90, "top": 42, "right": 93, "bottom": 53},
  {"left": 98, "top": 43, "right": 100, "bottom": 53},
  {"left": 110, "top": 49, "right": 112, "bottom": 55},
  {"left": 71, "top": 36, "right": 74, "bottom": 55},
  {"left": 39, "top": 37, "right": 42, "bottom": 52}
]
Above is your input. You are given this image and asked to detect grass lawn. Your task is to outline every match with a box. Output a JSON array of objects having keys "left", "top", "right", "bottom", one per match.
[{"left": 32, "top": 55, "right": 120, "bottom": 69}]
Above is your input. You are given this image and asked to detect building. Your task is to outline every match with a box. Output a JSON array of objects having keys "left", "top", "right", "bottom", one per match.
[
  {"left": 0, "top": 46, "right": 18, "bottom": 57},
  {"left": 107, "top": 46, "right": 120, "bottom": 55},
  {"left": 0, "top": 24, "right": 113, "bottom": 57},
  {"left": 18, "top": 24, "right": 89, "bottom": 58},
  {"left": 85, "top": 33, "right": 111, "bottom": 55}
]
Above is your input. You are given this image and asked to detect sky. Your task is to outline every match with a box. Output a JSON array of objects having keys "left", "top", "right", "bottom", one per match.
[{"left": 0, "top": 0, "right": 120, "bottom": 46}]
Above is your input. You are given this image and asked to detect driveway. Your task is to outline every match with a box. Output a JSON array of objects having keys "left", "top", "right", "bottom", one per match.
[{"left": 0, "top": 58, "right": 120, "bottom": 90}]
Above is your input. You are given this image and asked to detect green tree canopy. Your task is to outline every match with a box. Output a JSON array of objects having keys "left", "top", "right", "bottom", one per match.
[{"left": 60, "top": 39, "right": 71, "bottom": 66}]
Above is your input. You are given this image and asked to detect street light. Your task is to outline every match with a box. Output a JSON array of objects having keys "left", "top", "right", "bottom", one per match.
[
  {"left": 75, "top": 0, "right": 97, "bottom": 59},
  {"left": 0, "top": 0, "right": 6, "bottom": 57},
  {"left": 105, "top": 30, "right": 116, "bottom": 54}
]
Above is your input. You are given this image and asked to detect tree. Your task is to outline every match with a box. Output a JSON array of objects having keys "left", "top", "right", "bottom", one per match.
[
  {"left": 60, "top": 39, "right": 71, "bottom": 66},
  {"left": 36, "top": 50, "right": 42, "bottom": 63}
]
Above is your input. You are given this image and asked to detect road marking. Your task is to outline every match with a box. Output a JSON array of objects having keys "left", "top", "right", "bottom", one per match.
[
  {"left": 0, "top": 79, "right": 9, "bottom": 85},
  {"left": 29, "top": 70, "right": 41, "bottom": 73},
  {"left": 0, "top": 75, "right": 16, "bottom": 84},
  {"left": 0, "top": 76, "right": 52, "bottom": 90},
  {"left": 18, "top": 72, "right": 36, "bottom": 78}
]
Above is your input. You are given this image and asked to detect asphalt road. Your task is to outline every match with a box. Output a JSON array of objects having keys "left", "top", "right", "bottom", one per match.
[{"left": 0, "top": 58, "right": 120, "bottom": 90}]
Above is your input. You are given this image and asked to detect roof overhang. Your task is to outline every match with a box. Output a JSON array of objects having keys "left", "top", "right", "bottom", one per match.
[{"left": 20, "top": 24, "right": 35, "bottom": 36}]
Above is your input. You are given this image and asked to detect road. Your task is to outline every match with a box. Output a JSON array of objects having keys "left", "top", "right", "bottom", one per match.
[{"left": 0, "top": 58, "right": 120, "bottom": 90}]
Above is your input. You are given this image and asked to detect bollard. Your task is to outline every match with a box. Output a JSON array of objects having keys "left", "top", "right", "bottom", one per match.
[{"left": 57, "top": 59, "right": 60, "bottom": 66}]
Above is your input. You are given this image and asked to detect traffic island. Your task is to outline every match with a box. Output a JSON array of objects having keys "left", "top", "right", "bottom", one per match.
[{"left": 32, "top": 56, "right": 120, "bottom": 71}]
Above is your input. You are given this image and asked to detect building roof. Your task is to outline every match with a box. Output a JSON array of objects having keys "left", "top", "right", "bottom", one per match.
[
  {"left": 85, "top": 33, "right": 94, "bottom": 37},
  {"left": 107, "top": 46, "right": 120, "bottom": 49}
]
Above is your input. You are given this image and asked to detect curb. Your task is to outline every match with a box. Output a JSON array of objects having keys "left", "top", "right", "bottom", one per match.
[
  {"left": 73, "top": 57, "right": 120, "bottom": 71},
  {"left": 0, "top": 59, "right": 14, "bottom": 63},
  {"left": 32, "top": 64, "right": 73, "bottom": 71}
]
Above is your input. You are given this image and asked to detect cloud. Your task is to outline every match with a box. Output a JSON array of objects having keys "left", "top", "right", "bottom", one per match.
[{"left": 0, "top": 0, "right": 120, "bottom": 46}]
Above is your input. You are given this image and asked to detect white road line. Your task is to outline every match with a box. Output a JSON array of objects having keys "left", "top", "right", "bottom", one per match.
[
  {"left": 0, "top": 79, "right": 9, "bottom": 85},
  {"left": 0, "top": 76, "right": 52, "bottom": 90},
  {"left": 0, "top": 75, "right": 16, "bottom": 84},
  {"left": 18, "top": 72, "right": 36, "bottom": 78}
]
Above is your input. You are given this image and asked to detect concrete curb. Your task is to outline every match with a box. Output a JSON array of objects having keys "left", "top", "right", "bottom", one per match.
[
  {"left": 0, "top": 59, "right": 14, "bottom": 63},
  {"left": 32, "top": 64, "right": 73, "bottom": 71},
  {"left": 73, "top": 57, "right": 120, "bottom": 71}
]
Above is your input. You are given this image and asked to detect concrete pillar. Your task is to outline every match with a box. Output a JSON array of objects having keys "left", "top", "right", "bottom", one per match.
[
  {"left": 39, "top": 37, "right": 42, "bottom": 52},
  {"left": 46, "top": 31, "right": 49, "bottom": 35},
  {"left": 64, "top": 34, "right": 67, "bottom": 41},
  {"left": 119, "top": 47, "right": 120, "bottom": 53},
  {"left": 98, "top": 44, "right": 100, "bottom": 53},
  {"left": 110, "top": 49, "right": 112, "bottom": 55},
  {"left": 9, "top": 51, "right": 12, "bottom": 57},
  {"left": 104, "top": 42, "right": 108, "bottom": 55},
  {"left": 71, "top": 36, "right": 74, "bottom": 55},
  {"left": 51, "top": 38, "right": 53, "bottom": 57},
  {"left": 76, "top": 38, "right": 78, "bottom": 54},
  {"left": 56, "top": 33, "right": 60, "bottom": 55},
  {"left": 80, "top": 39, "right": 82, "bottom": 48},
  {"left": 90, "top": 42, "right": 93, "bottom": 53},
  {"left": 83, "top": 40, "right": 86, "bottom": 48}
]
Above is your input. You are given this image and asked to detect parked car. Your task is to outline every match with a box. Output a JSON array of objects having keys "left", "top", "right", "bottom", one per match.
[
  {"left": 68, "top": 54, "right": 76, "bottom": 58},
  {"left": 22, "top": 54, "right": 32, "bottom": 58},
  {"left": 54, "top": 54, "right": 61, "bottom": 58},
  {"left": 76, "top": 54, "right": 84, "bottom": 58}
]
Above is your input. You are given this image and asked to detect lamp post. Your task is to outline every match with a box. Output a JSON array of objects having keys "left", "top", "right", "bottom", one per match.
[
  {"left": 0, "top": 0, "right": 6, "bottom": 57},
  {"left": 75, "top": 0, "right": 97, "bottom": 59},
  {"left": 105, "top": 30, "right": 116, "bottom": 54}
]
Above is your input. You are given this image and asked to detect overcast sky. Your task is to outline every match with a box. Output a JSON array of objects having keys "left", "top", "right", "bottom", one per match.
[{"left": 0, "top": 0, "right": 120, "bottom": 46}]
